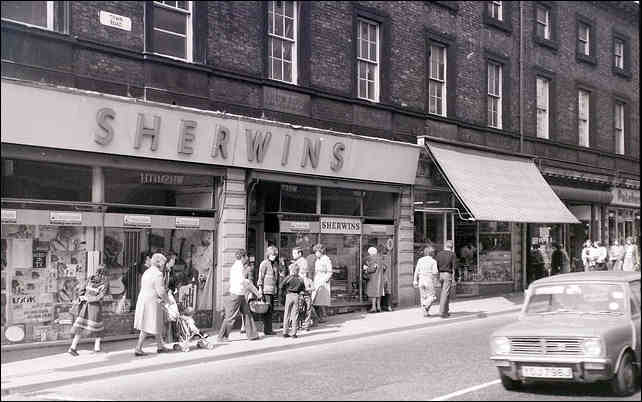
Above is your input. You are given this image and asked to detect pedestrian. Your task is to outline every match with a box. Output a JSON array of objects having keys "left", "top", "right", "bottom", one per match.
[
  {"left": 363, "top": 247, "right": 384, "bottom": 313},
  {"left": 293, "top": 247, "right": 316, "bottom": 331},
  {"left": 280, "top": 263, "right": 306, "bottom": 338},
  {"left": 240, "top": 256, "right": 254, "bottom": 335},
  {"left": 312, "top": 243, "right": 332, "bottom": 323},
  {"left": 256, "top": 246, "right": 280, "bottom": 336},
  {"left": 581, "top": 240, "right": 593, "bottom": 272},
  {"left": 609, "top": 239, "right": 625, "bottom": 271},
  {"left": 413, "top": 245, "right": 438, "bottom": 317},
  {"left": 435, "top": 240, "right": 457, "bottom": 319},
  {"left": 622, "top": 237, "right": 640, "bottom": 272},
  {"left": 67, "top": 265, "right": 109, "bottom": 356},
  {"left": 560, "top": 245, "right": 571, "bottom": 274},
  {"left": 217, "top": 249, "right": 262, "bottom": 342},
  {"left": 381, "top": 255, "right": 393, "bottom": 312},
  {"left": 550, "top": 243, "right": 563, "bottom": 276},
  {"left": 134, "top": 253, "right": 172, "bottom": 356},
  {"left": 594, "top": 241, "right": 608, "bottom": 271}
]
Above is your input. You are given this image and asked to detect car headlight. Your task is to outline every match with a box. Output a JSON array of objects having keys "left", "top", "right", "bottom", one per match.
[
  {"left": 581, "top": 339, "right": 603, "bottom": 357},
  {"left": 491, "top": 336, "right": 511, "bottom": 355}
]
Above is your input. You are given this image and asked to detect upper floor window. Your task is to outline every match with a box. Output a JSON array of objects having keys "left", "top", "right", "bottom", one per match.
[
  {"left": 357, "top": 18, "right": 380, "bottom": 102},
  {"left": 1, "top": 1, "right": 53, "bottom": 30},
  {"left": 614, "top": 102, "right": 625, "bottom": 155},
  {"left": 489, "top": 1, "right": 502, "bottom": 21},
  {"left": 578, "top": 23, "right": 590, "bottom": 56},
  {"left": 536, "top": 77, "right": 549, "bottom": 139},
  {"left": 614, "top": 39, "right": 624, "bottom": 70},
  {"left": 268, "top": 1, "right": 297, "bottom": 84},
  {"left": 487, "top": 62, "right": 502, "bottom": 129},
  {"left": 578, "top": 89, "right": 590, "bottom": 147},
  {"left": 535, "top": 5, "right": 550, "bottom": 40},
  {"left": 429, "top": 45, "right": 447, "bottom": 116},
  {"left": 152, "top": 1, "right": 192, "bottom": 61}
]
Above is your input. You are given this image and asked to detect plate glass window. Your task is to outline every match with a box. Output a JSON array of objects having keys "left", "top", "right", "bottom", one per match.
[
  {"left": 536, "top": 77, "right": 549, "bottom": 139},
  {"left": 615, "top": 102, "right": 625, "bottom": 155},
  {"left": 357, "top": 19, "right": 380, "bottom": 102},
  {"left": 578, "top": 90, "right": 590, "bottom": 148},
  {"left": 578, "top": 23, "right": 590, "bottom": 56},
  {"left": 268, "top": 1, "right": 297, "bottom": 84},
  {"left": 536, "top": 5, "right": 550, "bottom": 40},
  {"left": 429, "top": 45, "right": 447, "bottom": 116},
  {"left": 489, "top": 1, "right": 502, "bottom": 20},
  {"left": 1, "top": 1, "right": 53, "bottom": 30},
  {"left": 614, "top": 39, "right": 624, "bottom": 69},
  {"left": 152, "top": 1, "right": 192, "bottom": 61},
  {"left": 487, "top": 62, "right": 502, "bottom": 129}
]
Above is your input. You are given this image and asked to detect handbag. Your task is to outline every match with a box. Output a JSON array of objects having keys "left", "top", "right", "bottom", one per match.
[
  {"left": 249, "top": 297, "right": 270, "bottom": 314},
  {"left": 70, "top": 298, "right": 84, "bottom": 316}
]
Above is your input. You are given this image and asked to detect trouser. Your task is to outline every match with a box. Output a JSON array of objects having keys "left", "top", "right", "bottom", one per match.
[
  {"left": 282, "top": 293, "right": 300, "bottom": 336},
  {"left": 298, "top": 293, "right": 315, "bottom": 329},
  {"left": 218, "top": 294, "right": 258, "bottom": 340},
  {"left": 261, "top": 294, "right": 275, "bottom": 334},
  {"left": 439, "top": 272, "right": 453, "bottom": 316}
]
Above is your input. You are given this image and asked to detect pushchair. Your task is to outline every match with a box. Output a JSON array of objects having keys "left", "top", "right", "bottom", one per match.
[{"left": 160, "top": 302, "right": 215, "bottom": 352}]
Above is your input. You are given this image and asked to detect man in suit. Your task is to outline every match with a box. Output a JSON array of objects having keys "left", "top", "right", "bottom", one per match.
[{"left": 435, "top": 240, "right": 457, "bottom": 318}]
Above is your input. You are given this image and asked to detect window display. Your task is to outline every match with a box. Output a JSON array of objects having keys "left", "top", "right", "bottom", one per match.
[
  {"left": 321, "top": 234, "right": 360, "bottom": 303},
  {"left": 2, "top": 224, "right": 95, "bottom": 344},
  {"left": 479, "top": 221, "right": 512, "bottom": 282}
]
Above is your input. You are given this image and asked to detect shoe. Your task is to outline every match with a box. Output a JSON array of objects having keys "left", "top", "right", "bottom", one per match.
[
  {"left": 386, "top": 307, "right": 393, "bottom": 312},
  {"left": 93, "top": 349, "right": 104, "bottom": 354},
  {"left": 291, "top": 334, "right": 298, "bottom": 338},
  {"left": 440, "top": 313, "right": 451, "bottom": 319},
  {"left": 264, "top": 332, "right": 274, "bottom": 336},
  {"left": 283, "top": 333, "right": 290, "bottom": 338},
  {"left": 240, "top": 329, "right": 246, "bottom": 334},
  {"left": 249, "top": 337, "right": 260, "bottom": 341},
  {"left": 423, "top": 311, "right": 430, "bottom": 317},
  {"left": 134, "top": 350, "right": 147, "bottom": 356},
  {"left": 368, "top": 309, "right": 377, "bottom": 314},
  {"left": 157, "top": 347, "right": 170, "bottom": 353},
  {"left": 68, "top": 348, "right": 79, "bottom": 357}
]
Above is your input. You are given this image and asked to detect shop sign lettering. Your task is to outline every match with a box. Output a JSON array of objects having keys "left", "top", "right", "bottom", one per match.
[
  {"left": 123, "top": 215, "right": 152, "bottom": 227},
  {"left": 320, "top": 217, "right": 362, "bottom": 235},
  {"left": 94, "top": 108, "right": 346, "bottom": 172},
  {"left": 49, "top": 212, "right": 82, "bottom": 225},
  {"left": 99, "top": 10, "right": 131, "bottom": 31},
  {"left": 140, "top": 172, "right": 184, "bottom": 185},
  {"left": 281, "top": 221, "right": 320, "bottom": 233},
  {"left": 611, "top": 188, "right": 640, "bottom": 208},
  {"left": 175, "top": 217, "right": 200, "bottom": 228},
  {"left": 1, "top": 209, "right": 17, "bottom": 223}
]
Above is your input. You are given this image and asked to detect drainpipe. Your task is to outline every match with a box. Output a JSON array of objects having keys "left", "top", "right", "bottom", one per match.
[{"left": 519, "top": 1, "right": 527, "bottom": 291}]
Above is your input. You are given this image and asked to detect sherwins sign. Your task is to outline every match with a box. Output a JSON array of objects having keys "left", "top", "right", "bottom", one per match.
[{"left": 1, "top": 80, "right": 420, "bottom": 185}]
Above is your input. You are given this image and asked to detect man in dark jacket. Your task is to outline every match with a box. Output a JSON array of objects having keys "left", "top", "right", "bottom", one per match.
[{"left": 435, "top": 241, "right": 457, "bottom": 318}]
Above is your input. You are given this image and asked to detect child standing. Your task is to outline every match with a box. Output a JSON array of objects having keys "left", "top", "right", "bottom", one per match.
[{"left": 279, "top": 263, "right": 306, "bottom": 338}]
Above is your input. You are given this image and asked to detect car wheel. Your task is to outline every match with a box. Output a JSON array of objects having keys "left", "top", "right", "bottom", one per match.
[
  {"left": 499, "top": 371, "right": 522, "bottom": 391},
  {"left": 611, "top": 352, "right": 637, "bottom": 396}
]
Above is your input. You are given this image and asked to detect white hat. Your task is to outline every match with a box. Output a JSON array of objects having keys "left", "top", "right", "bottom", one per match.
[{"left": 367, "top": 247, "right": 377, "bottom": 256}]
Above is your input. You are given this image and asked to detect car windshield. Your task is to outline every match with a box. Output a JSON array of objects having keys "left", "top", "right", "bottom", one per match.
[{"left": 525, "top": 283, "right": 627, "bottom": 316}]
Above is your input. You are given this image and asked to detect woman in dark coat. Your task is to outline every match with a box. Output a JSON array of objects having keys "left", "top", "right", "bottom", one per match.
[
  {"left": 363, "top": 247, "right": 385, "bottom": 313},
  {"left": 68, "top": 266, "right": 109, "bottom": 356}
]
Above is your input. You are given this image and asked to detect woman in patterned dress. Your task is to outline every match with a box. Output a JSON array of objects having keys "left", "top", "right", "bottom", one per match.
[
  {"left": 312, "top": 244, "right": 332, "bottom": 323},
  {"left": 67, "top": 266, "right": 109, "bottom": 356}
]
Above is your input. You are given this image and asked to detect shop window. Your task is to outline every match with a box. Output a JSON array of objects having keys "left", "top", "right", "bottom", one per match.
[
  {"left": 1, "top": 159, "right": 92, "bottom": 202},
  {"left": 320, "top": 234, "right": 361, "bottom": 303},
  {"left": 321, "top": 188, "right": 362, "bottom": 216},
  {"left": 414, "top": 189, "right": 452, "bottom": 209},
  {"left": 104, "top": 168, "right": 213, "bottom": 210},
  {"left": 280, "top": 184, "right": 316, "bottom": 214},
  {"left": 479, "top": 221, "right": 512, "bottom": 282},
  {"left": 363, "top": 191, "right": 393, "bottom": 218}
]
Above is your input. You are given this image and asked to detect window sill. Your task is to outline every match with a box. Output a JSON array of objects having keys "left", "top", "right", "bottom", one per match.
[
  {"left": 483, "top": 15, "right": 513, "bottom": 34},
  {"left": 534, "top": 36, "right": 559, "bottom": 52},
  {"left": 575, "top": 53, "right": 597, "bottom": 66},
  {"left": 613, "top": 67, "right": 632, "bottom": 80}
]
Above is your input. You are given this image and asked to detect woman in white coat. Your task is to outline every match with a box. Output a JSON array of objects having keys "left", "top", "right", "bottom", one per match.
[
  {"left": 312, "top": 244, "right": 332, "bottom": 323},
  {"left": 133, "top": 253, "right": 170, "bottom": 356}
]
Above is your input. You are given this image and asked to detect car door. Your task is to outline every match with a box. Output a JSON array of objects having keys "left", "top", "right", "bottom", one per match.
[{"left": 629, "top": 280, "right": 641, "bottom": 363}]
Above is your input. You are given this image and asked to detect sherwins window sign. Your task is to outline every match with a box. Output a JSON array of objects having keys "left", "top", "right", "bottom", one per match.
[
  {"left": 1, "top": 80, "right": 420, "bottom": 185},
  {"left": 320, "top": 217, "right": 362, "bottom": 235}
]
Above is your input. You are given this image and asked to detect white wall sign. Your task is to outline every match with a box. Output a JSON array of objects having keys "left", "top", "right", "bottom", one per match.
[
  {"left": 1, "top": 209, "right": 17, "bottom": 223},
  {"left": 99, "top": 10, "right": 132, "bottom": 31},
  {"left": 123, "top": 215, "right": 152, "bottom": 227},
  {"left": 320, "top": 217, "right": 362, "bottom": 235},
  {"left": 49, "top": 212, "right": 82, "bottom": 225},
  {"left": 175, "top": 217, "right": 200, "bottom": 228},
  {"left": 281, "top": 221, "right": 320, "bottom": 233}
]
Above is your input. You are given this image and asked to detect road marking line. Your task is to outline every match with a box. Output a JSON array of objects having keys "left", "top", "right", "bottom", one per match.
[
  {"left": 430, "top": 379, "right": 501, "bottom": 401},
  {"left": 25, "top": 393, "right": 110, "bottom": 401}
]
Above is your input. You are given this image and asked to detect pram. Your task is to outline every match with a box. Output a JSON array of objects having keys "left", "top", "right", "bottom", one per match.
[{"left": 160, "top": 301, "right": 215, "bottom": 352}]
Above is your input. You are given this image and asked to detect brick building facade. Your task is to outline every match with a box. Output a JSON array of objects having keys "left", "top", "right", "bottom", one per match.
[{"left": 1, "top": 1, "right": 639, "bottom": 347}]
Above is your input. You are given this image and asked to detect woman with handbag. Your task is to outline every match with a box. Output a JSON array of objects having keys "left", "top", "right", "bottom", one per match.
[
  {"left": 67, "top": 265, "right": 109, "bottom": 356},
  {"left": 363, "top": 247, "right": 385, "bottom": 313},
  {"left": 256, "top": 246, "right": 280, "bottom": 336}
]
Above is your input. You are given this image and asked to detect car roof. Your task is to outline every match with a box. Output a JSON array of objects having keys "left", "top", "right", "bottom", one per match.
[{"left": 530, "top": 271, "right": 641, "bottom": 286}]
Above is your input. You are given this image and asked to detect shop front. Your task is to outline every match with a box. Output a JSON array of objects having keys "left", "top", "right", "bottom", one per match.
[
  {"left": 414, "top": 138, "right": 579, "bottom": 297},
  {"left": 606, "top": 187, "right": 640, "bottom": 247},
  {"left": 1, "top": 78, "right": 421, "bottom": 346}
]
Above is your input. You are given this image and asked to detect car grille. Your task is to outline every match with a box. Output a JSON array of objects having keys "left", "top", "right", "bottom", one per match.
[{"left": 509, "top": 337, "right": 583, "bottom": 356}]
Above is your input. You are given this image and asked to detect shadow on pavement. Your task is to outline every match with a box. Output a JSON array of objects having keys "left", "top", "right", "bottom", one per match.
[{"left": 516, "top": 381, "right": 638, "bottom": 398}]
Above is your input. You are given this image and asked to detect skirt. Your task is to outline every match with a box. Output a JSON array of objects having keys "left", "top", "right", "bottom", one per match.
[
  {"left": 71, "top": 302, "right": 104, "bottom": 336},
  {"left": 419, "top": 285, "right": 436, "bottom": 308}
]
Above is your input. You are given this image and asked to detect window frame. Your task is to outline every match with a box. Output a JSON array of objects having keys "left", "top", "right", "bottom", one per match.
[
  {"left": 536, "top": 76, "right": 550, "bottom": 140},
  {"left": 535, "top": 5, "right": 549, "bottom": 39},
  {"left": 612, "top": 30, "right": 632, "bottom": 79},
  {"left": 487, "top": 62, "right": 502, "bottom": 129},
  {"left": 267, "top": 1, "right": 298, "bottom": 85},
  {"left": 575, "top": 14, "right": 596, "bottom": 65},
  {"left": 577, "top": 89, "right": 591, "bottom": 148},
  {"left": 149, "top": 1, "right": 194, "bottom": 62},
  {"left": 425, "top": 28, "right": 457, "bottom": 118},
  {"left": 356, "top": 18, "right": 380, "bottom": 103},
  {"left": 489, "top": 1, "right": 502, "bottom": 21},
  {"left": 483, "top": 0, "right": 512, "bottom": 34},
  {"left": 1, "top": 1, "right": 54, "bottom": 31},
  {"left": 533, "top": 66, "right": 556, "bottom": 142},
  {"left": 428, "top": 44, "right": 447, "bottom": 117},
  {"left": 533, "top": 2, "right": 558, "bottom": 51},
  {"left": 614, "top": 101, "right": 625, "bottom": 155}
]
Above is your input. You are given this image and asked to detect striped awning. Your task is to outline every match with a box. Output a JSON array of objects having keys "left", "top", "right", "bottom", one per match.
[{"left": 426, "top": 141, "right": 580, "bottom": 224}]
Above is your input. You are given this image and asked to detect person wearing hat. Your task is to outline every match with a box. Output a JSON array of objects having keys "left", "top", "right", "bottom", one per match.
[{"left": 363, "top": 246, "right": 385, "bottom": 313}]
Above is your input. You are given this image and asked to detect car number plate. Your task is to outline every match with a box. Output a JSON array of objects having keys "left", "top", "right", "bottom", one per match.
[{"left": 522, "top": 366, "right": 573, "bottom": 379}]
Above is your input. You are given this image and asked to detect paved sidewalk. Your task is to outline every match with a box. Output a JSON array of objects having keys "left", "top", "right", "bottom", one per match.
[{"left": 1, "top": 292, "right": 524, "bottom": 396}]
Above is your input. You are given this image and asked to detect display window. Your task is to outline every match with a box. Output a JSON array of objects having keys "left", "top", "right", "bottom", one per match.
[
  {"left": 280, "top": 184, "right": 316, "bottom": 214},
  {"left": 321, "top": 188, "right": 362, "bottom": 216},
  {"left": 479, "top": 221, "right": 513, "bottom": 282},
  {"left": 363, "top": 191, "right": 394, "bottom": 218},
  {"left": 321, "top": 234, "right": 361, "bottom": 303},
  {"left": 2, "top": 222, "right": 98, "bottom": 344}
]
